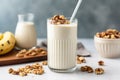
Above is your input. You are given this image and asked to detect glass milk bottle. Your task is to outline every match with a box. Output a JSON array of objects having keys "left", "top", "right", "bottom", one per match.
[
  {"left": 47, "top": 17, "right": 77, "bottom": 72},
  {"left": 15, "top": 13, "right": 37, "bottom": 49}
]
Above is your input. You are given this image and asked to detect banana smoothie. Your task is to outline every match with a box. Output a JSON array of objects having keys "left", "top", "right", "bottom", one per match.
[{"left": 47, "top": 15, "right": 77, "bottom": 72}]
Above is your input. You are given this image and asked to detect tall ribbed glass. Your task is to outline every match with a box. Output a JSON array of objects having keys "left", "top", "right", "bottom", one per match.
[{"left": 47, "top": 19, "right": 77, "bottom": 72}]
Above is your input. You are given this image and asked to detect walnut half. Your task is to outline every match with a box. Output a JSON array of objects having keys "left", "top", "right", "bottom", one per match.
[{"left": 95, "top": 68, "right": 104, "bottom": 75}]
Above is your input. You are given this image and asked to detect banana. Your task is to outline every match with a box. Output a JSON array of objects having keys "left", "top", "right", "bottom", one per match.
[
  {"left": 0, "top": 32, "right": 16, "bottom": 55},
  {"left": 0, "top": 33, "right": 3, "bottom": 40}
]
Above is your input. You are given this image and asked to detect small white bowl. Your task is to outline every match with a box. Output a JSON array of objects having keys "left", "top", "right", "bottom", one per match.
[{"left": 94, "top": 36, "right": 120, "bottom": 58}]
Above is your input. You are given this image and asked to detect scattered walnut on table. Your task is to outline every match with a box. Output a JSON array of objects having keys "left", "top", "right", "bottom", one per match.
[
  {"left": 8, "top": 63, "right": 44, "bottom": 77},
  {"left": 41, "top": 61, "right": 47, "bottom": 65},
  {"left": 87, "top": 66, "right": 94, "bottom": 73},
  {"left": 11, "top": 71, "right": 19, "bottom": 75},
  {"left": 77, "top": 56, "right": 86, "bottom": 64},
  {"left": 95, "top": 68, "right": 104, "bottom": 75},
  {"left": 80, "top": 66, "right": 88, "bottom": 72},
  {"left": 19, "top": 72, "right": 27, "bottom": 77},
  {"left": 98, "top": 60, "right": 104, "bottom": 66},
  {"left": 8, "top": 68, "right": 14, "bottom": 74},
  {"left": 80, "top": 65, "right": 94, "bottom": 73}
]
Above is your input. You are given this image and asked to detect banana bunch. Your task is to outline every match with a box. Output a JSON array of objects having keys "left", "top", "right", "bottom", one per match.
[{"left": 0, "top": 32, "right": 16, "bottom": 55}]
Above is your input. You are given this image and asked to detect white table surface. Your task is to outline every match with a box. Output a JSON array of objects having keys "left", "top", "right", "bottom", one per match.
[{"left": 1, "top": 39, "right": 120, "bottom": 80}]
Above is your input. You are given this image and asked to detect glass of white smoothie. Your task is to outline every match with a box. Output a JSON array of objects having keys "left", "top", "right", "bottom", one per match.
[{"left": 47, "top": 15, "right": 77, "bottom": 72}]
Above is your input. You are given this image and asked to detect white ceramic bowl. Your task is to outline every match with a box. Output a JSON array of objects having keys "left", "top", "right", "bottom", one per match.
[{"left": 94, "top": 36, "right": 120, "bottom": 58}]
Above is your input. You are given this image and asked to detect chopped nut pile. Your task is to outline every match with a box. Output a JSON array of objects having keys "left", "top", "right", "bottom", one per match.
[
  {"left": 77, "top": 56, "right": 86, "bottom": 64},
  {"left": 16, "top": 48, "right": 47, "bottom": 58},
  {"left": 98, "top": 60, "right": 104, "bottom": 66},
  {"left": 50, "top": 15, "right": 70, "bottom": 25},
  {"left": 95, "top": 68, "right": 104, "bottom": 75},
  {"left": 80, "top": 65, "right": 94, "bottom": 73},
  {"left": 8, "top": 63, "right": 44, "bottom": 77},
  {"left": 96, "top": 29, "right": 120, "bottom": 39}
]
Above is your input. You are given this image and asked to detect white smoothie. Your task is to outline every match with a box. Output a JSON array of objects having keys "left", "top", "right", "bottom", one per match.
[
  {"left": 47, "top": 20, "right": 77, "bottom": 70},
  {"left": 15, "top": 22, "right": 37, "bottom": 49}
]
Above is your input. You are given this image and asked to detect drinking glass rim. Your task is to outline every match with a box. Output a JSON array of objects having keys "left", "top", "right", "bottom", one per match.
[{"left": 18, "top": 13, "right": 34, "bottom": 17}]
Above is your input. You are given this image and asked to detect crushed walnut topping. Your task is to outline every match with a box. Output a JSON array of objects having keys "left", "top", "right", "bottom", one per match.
[{"left": 50, "top": 15, "right": 70, "bottom": 25}]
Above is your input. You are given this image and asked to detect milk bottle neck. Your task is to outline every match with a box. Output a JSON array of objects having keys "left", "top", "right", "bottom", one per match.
[{"left": 18, "top": 13, "right": 34, "bottom": 22}]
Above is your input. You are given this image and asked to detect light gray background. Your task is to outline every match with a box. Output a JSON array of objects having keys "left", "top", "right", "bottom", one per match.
[{"left": 0, "top": 0, "right": 120, "bottom": 38}]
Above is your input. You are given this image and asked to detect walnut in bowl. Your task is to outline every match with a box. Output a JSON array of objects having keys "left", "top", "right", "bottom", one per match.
[{"left": 94, "top": 29, "right": 120, "bottom": 58}]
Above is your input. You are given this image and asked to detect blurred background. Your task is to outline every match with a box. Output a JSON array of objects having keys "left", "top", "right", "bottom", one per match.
[{"left": 0, "top": 0, "right": 120, "bottom": 38}]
